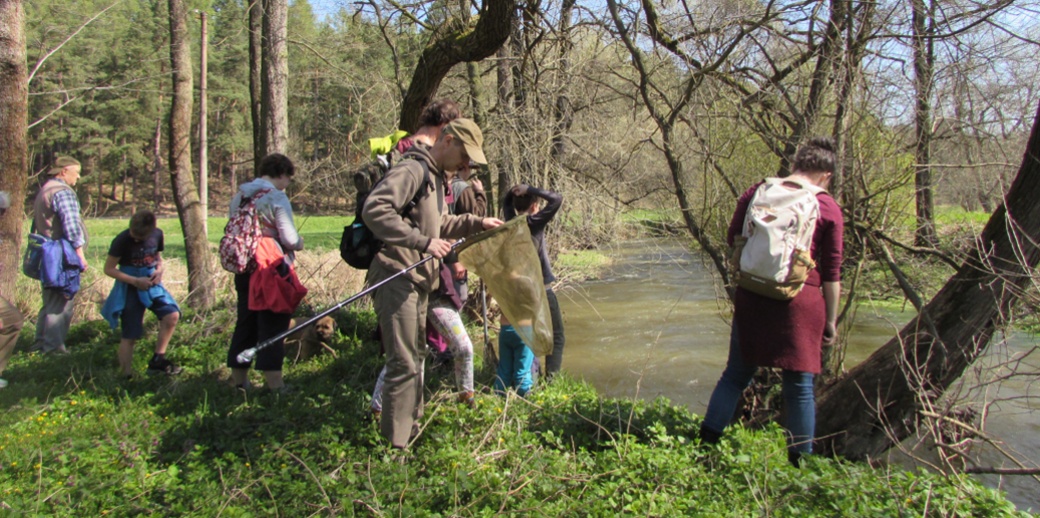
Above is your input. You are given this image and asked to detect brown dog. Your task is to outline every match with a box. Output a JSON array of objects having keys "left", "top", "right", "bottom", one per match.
[{"left": 284, "top": 316, "right": 338, "bottom": 362}]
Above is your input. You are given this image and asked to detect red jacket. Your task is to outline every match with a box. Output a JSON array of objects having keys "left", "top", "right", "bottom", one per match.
[{"left": 248, "top": 237, "right": 307, "bottom": 314}]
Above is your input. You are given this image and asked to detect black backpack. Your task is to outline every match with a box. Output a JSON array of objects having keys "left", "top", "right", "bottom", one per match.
[{"left": 340, "top": 160, "right": 431, "bottom": 269}]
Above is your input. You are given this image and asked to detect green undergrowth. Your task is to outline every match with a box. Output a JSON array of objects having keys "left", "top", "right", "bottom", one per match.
[{"left": 0, "top": 306, "right": 1028, "bottom": 516}]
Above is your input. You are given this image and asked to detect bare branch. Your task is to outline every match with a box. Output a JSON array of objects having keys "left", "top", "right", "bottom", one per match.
[{"left": 28, "top": 1, "right": 122, "bottom": 85}]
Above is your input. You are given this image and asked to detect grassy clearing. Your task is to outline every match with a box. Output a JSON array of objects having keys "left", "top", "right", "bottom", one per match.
[{"left": 75, "top": 215, "right": 350, "bottom": 264}]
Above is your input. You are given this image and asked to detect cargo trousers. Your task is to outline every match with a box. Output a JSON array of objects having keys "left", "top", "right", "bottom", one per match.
[{"left": 374, "top": 276, "right": 430, "bottom": 448}]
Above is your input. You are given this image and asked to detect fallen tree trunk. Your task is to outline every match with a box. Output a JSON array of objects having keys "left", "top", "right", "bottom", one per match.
[{"left": 816, "top": 99, "right": 1040, "bottom": 460}]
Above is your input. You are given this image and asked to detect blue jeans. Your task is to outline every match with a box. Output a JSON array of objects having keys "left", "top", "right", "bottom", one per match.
[
  {"left": 702, "top": 325, "right": 816, "bottom": 454},
  {"left": 495, "top": 325, "right": 534, "bottom": 396}
]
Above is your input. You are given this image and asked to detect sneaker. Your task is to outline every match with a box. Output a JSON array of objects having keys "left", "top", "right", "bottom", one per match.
[
  {"left": 0, "top": 378, "right": 8, "bottom": 389},
  {"left": 147, "top": 357, "right": 183, "bottom": 376},
  {"left": 270, "top": 383, "right": 294, "bottom": 395}
]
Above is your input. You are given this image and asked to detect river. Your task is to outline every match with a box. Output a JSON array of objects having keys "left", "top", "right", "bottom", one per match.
[{"left": 557, "top": 238, "right": 1040, "bottom": 511}]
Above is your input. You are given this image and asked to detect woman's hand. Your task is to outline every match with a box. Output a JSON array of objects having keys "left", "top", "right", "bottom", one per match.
[{"left": 822, "top": 321, "right": 838, "bottom": 346}]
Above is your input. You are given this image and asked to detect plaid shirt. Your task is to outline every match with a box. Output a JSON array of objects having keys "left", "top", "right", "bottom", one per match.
[{"left": 50, "top": 183, "right": 86, "bottom": 248}]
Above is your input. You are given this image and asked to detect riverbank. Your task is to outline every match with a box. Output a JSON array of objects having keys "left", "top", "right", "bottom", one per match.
[
  {"left": 0, "top": 309, "right": 1026, "bottom": 515},
  {"left": 559, "top": 236, "right": 1040, "bottom": 513},
  {"left": 0, "top": 217, "right": 1030, "bottom": 515}
]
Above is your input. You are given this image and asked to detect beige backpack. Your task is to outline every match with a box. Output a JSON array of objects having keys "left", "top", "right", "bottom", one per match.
[{"left": 730, "top": 178, "right": 824, "bottom": 300}]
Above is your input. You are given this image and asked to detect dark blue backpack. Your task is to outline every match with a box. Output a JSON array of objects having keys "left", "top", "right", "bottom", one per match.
[{"left": 340, "top": 160, "right": 430, "bottom": 269}]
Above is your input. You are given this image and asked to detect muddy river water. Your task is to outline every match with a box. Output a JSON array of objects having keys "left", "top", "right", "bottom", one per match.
[{"left": 556, "top": 238, "right": 1039, "bottom": 511}]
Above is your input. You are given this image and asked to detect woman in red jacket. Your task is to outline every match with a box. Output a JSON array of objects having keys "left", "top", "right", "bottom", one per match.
[
  {"left": 700, "top": 137, "right": 844, "bottom": 466},
  {"left": 226, "top": 153, "right": 305, "bottom": 393}
]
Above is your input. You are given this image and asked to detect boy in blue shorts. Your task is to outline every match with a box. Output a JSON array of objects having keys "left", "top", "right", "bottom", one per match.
[{"left": 101, "top": 210, "right": 181, "bottom": 377}]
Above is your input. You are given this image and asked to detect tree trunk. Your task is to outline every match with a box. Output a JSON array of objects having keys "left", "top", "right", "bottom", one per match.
[
  {"left": 229, "top": 149, "right": 238, "bottom": 192},
  {"left": 152, "top": 116, "right": 163, "bottom": 209},
  {"left": 130, "top": 170, "right": 137, "bottom": 215},
  {"left": 816, "top": 99, "right": 1040, "bottom": 460},
  {"left": 912, "top": 0, "right": 938, "bottom": 247},
  {"left": 492, "top": 42, "right": 512, "bottom": 218},
  {"left": 397, "top": 0, "right": 517, "bottom": 133},
  {"left": 459, "top": 0, "right": 485, "bottom": 127},
  {"left": 261, "top": 0, "right": 288, "bottom": 154},
  {"left": 511, "top": 7, "right": 535, "bottom": 181},
  {"left": 551, "top": 0, "right": 576, "bottom": 162},
  {"left": 0, "top": 0, "right": 27, "bottom": 296},
  {"left": 168, "top": 0, "right": 215, "bottom": 308},
  {"left": 249, "top": 0, "right": 264, "bottom": 172},
  {"left": 830, "top": 0, "right": 875, "bottom": 203}
]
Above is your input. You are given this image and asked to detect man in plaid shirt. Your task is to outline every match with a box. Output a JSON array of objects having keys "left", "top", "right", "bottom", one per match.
[{"left": 31, "top": 157, "right": 88, "bottom": 354}]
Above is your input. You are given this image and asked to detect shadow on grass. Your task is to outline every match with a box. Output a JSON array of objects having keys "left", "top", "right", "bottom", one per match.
[{"left": 0, "top": 305, "right": 390, "bottom": 459}]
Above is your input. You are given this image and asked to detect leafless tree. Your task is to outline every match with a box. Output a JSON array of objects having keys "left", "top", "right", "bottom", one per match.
[{"left": 816, "top": 99, "right": 1040, "bottom": 460}]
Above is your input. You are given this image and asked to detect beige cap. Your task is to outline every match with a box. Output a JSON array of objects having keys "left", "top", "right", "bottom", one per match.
[
  {"left": 444, "top": 118, "right": 487, "bottom": 165},
  {"left": 49, "top": 156, "right": 81, "bottom": 175}
]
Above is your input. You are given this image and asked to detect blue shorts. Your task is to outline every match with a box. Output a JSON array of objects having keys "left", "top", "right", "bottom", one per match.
[{"left": 121, "top": 288, "right": 180, "bottom": 340}]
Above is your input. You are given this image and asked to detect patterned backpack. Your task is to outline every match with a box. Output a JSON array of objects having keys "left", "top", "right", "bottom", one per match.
[
  {"left": 220, "top": 189, "right": 272, "bottom": 274},
  {"left": 731, "top": 178, "right": 824, "bottom": 300}
]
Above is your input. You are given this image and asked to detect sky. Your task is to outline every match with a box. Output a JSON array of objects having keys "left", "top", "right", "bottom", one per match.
[{"left": 304, "top": 0, "right": 344, "bottom": 21}]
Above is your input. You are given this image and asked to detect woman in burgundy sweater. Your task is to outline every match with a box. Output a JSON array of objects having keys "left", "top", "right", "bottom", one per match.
[{"left": 700, "top": 138, "right": 844, "bottom": 466}]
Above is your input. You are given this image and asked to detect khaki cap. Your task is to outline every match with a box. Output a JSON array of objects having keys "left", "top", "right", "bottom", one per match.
[
  {"left": 49, "top": 156, "right": 81, "bottom": 175},
  {"left": 444, "top": 118, "right": 487, "bottom": 165}
]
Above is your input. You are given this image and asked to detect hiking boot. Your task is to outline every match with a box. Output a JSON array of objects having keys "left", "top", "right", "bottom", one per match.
[
  {"left": 458, "top": 391, "right": 476, "bottom": 409},
  {"left": 788, "top": 450, "right": 804, "bottom": 468},
  {"left": 147, "top": 357, "right": 183, "bottom": 376},
  {"left": 698, "top": 425, "right": 723, "bottom": 446},
  {"left": 266, "top": 383, "right": 294, "bottom": 395},
  {"left": 30, "top": 343, "right": 68, "bottom": 354}
]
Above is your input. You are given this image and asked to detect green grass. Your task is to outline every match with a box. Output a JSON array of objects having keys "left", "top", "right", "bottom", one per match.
[
  {"left": 556, "top": 249, "right": 611, "bottom": 281},
  {"left": 63, "top": 215, "right": 353, "bottom": 265},
  {"left": 935, "top": 205, "right": 991, "bottom": 226},
  {"left": 620, "top": 208, "right": 682, "bottom": 224},
  {"left": 0, "top": 309, "right": 1026, "bottom": 515}
]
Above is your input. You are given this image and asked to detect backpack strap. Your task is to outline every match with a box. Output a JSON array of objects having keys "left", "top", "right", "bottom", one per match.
[
  {"left": 239, "top": 188, "right": 272, "bottom": 209},
  {"left": 400, "top": 159, "right": 432, "bottom": 218}
]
